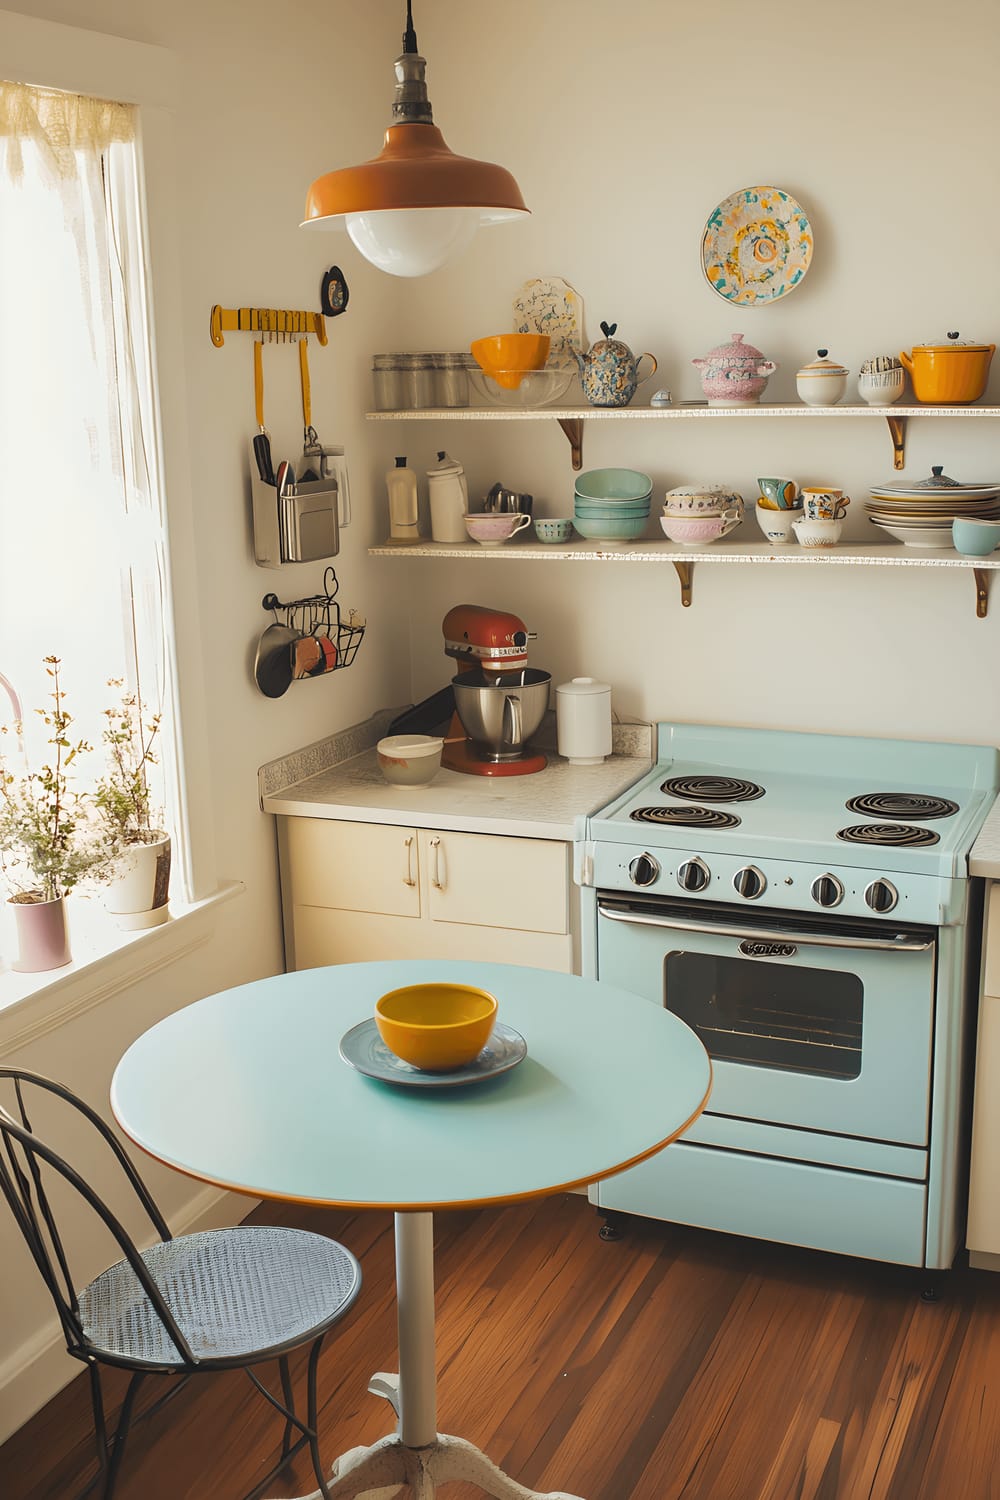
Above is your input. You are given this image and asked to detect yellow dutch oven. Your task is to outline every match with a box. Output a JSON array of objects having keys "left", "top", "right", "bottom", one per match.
[{"left": 900, "top": 332, "right": 995, "bottom": 404}]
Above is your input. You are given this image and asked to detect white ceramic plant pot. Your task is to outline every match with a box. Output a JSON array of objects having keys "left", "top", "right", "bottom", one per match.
[
  {"left": 104, "top": 832, "right": 171, "bottom": 930},
  {"left": 10, "top": 893, "right": 72, "bottom": 972}
]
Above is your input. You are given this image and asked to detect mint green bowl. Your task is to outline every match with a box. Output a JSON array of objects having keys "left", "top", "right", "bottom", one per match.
[{"left": 574, "top": 468, "right": 653, "bottom": 502}]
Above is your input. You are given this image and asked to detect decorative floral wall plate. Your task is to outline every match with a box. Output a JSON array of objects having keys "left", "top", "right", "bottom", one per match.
[
  {"left": 701, "top": 187, "right": 813, "bottom": 305},
  {"left": 512, "top": 277, "right": 584, "bottom": 370}
]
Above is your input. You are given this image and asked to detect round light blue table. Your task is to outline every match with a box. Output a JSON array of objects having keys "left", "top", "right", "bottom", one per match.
[{"left": 112, "top": 959, "right": 711, "bottom": 1500}]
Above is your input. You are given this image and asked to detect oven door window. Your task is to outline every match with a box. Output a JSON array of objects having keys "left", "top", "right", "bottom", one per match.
[{"left": 666, "top": 951, "right": 862, "bottom": 1080}]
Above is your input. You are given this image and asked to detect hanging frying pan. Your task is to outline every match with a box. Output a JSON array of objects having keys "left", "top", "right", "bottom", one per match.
[{"left": 254, "top": 622, "right": 298, "bottom": 698}]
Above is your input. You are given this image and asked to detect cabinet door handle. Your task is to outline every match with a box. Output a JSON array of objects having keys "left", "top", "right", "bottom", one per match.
[
  {"left": 430, "top": 835, "right": 444, "bottom": 890},
  {"left": 403, "top": 835, "right": 416, "bottom": 888}
]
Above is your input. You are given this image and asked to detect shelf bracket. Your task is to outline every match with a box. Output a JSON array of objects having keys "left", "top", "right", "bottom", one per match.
[
  {"left": 885, "top": 414, "right": 907, "bottom": 470},
  {"left": 973, "top": 568, "right": 991, "bottom": 618},
  {"left": 556, "top": 417, "right": 584, "bottom": 471},
  {"left": 672, "top": 560, "right": 694, "bottom": 607}
]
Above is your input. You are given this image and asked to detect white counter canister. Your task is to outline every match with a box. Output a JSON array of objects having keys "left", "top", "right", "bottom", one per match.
[
  {"left": 556, "top": 677, "right": 613, "bottom": 765},
  {"left": 427, "top": 450, "right": 469, "bottom": 542}
]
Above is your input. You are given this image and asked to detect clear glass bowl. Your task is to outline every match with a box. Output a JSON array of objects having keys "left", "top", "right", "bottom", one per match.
[{"left": 467, "top": 367, "right": 576, "bottom": 409}]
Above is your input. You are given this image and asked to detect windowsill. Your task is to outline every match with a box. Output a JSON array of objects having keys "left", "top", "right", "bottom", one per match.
[{"left": 0, "top": 881, "right": 245, "bottom": 1050}]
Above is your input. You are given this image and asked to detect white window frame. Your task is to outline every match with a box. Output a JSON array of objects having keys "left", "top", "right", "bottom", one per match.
[{"left": 0, "top": 10, "right": 232, "bottom": 1031}]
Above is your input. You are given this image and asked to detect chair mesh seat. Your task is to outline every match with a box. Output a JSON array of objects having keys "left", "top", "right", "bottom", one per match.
[{"left": 78, "top": 1226, "right": 361, "bottom": 1367}]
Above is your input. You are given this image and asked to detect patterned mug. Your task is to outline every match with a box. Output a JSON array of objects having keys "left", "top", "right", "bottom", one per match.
[
  {"left": 801, "top": 487, "right": 850, "bottom": 520},
  {"left": 757, "top": 475, "right": 799, "bottom": 510}
]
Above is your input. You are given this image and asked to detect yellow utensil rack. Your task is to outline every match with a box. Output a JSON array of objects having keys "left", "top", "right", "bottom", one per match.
[{"left": 210, "top": 304, "right": 328, "bottom": 347}]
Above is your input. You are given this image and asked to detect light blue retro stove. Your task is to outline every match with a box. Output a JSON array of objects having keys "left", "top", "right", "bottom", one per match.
[{"left": 575, "top": 723, "right": 1000, "bottom": 1272}]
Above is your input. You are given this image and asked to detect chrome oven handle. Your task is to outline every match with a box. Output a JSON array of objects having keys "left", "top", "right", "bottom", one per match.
[{"left": 597, "top": 903, "right": 934, "bottom": 953}]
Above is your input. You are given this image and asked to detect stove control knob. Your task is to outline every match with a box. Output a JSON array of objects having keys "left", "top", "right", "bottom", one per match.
[
  {"left": 628, "top": 853, "right": 660, "bottom": 888},
  {"left": 733, "top": 865, "right": 766, "bottom": 900},
  {"left": 865, "top": 878, "right": 899, "bottom": 914},
  {"left": 677, "top": 857, "right": 710, "bottom": 893},
  {"left": 811, "top": 873, "right": 845, "bottom": 909}
]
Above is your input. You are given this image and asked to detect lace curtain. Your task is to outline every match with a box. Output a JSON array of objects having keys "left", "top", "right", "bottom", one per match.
[{"left": 0, "top": 79, "right": 168, "bottom": 826}]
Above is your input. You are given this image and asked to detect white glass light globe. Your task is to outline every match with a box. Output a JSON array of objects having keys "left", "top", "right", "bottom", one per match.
[{"left": 345, "top": 207, "right": 480, "bottom": 278}]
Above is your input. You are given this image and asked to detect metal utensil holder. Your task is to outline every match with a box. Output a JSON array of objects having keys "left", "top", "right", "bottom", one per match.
[{"left": 261, "top": 567, "right": 365, "bottom": 680}]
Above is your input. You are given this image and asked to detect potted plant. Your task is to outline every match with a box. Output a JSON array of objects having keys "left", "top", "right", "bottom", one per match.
[
  {"left": 0, "top": 657, "right": 105, "bottom": 972},
  {"left": 94, "top": 680, "right": 171, "bottom": 929}
]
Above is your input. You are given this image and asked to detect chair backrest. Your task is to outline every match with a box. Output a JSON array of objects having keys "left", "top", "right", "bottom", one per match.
[{"left": 0, "top": 1068, "right": 198, "bottom": 1365}]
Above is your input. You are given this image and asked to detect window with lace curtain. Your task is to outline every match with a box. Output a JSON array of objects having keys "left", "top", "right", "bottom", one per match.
[{"left": 0, "top": 80, "right": 177, "bottom": 896}]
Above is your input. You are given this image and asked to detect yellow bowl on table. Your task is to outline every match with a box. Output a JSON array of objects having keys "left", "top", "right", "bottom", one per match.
[
  {"left": 374, "top": 983, "right": 498, "bottom": 1071},
  {"left": 470, "top": 333, "right": 550, "bottom": 390}
]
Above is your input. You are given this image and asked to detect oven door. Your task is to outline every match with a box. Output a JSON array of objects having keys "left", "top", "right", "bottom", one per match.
[{"left": 596, "top": 894, "right": 937, "bottom": 1146}]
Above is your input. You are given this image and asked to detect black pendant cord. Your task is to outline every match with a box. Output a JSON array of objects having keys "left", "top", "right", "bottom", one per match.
[{"left": 403, "top": 0, "right": 418, "bottom": 53}]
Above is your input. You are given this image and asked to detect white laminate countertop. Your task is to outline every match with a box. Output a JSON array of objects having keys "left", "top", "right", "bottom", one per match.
[
  {"left": 262, "top": 750, "right": 649, "bottom": 839},
  {"left": 970, "top": 794, "right": 1000, "bottom": 878},
  {"left": 261, "top": 726, "right": 650, "bottom": 840}
]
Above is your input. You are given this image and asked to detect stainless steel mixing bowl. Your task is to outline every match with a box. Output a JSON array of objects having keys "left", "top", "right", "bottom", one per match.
[{"left": 451, "top": 669, "right": 551, "bottom": 762}]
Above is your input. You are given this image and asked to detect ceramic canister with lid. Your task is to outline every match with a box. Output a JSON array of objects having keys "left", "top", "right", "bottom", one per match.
[
  {"left": 795, "top": 349, "right": 848, "bottom": 406},
  {"left": 556, "top": 677, "right": 613, "bottom": 765},
  {"left": 426, "top": 451, "right": 469, "bottom": 542}
]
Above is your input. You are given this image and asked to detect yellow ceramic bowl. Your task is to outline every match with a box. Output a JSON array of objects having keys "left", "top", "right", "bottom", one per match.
[
  {"left": 374, "top": 983, "right": 498, "bottom": 1071},
  {"left": 470, "top": 333, "right": 551, "bottom": 390}
]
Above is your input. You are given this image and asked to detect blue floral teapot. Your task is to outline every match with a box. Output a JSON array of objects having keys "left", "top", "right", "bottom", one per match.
[{"left": 572, "top": 321, "right": 658, "bottom": 408}]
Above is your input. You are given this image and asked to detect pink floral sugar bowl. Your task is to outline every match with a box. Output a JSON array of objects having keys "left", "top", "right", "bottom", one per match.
[{"left": 692, "top": 332, "right": 777, "bottom": 407}]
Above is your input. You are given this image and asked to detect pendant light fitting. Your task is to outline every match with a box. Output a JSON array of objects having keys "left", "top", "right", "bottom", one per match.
[{"left": 300, "top": 1, "right": 529, "bottom": 278}]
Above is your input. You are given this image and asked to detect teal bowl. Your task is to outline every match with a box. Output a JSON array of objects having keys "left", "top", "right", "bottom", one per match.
[
  {"left": 574, "top": 468, "right": 653, "bottom": 502},
  {"left": 573, "top": 515, "right": 649, "bottom": 541},
  {"left": 952, "top": 517, "right": 1000, "bottom": 556}
]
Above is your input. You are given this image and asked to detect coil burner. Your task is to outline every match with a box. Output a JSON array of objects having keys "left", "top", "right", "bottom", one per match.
[
  {"left": 631, "top": 806, "right": 741, "bottom": 830},
  {"left": 661, "top": 775, "right": 765, "bottom": 803},
  {"left": 845, "top": 793, "right": 960, "bottom": 820},
  {"left": 836, "top": 823, "right": 940, "bottom": 848}
]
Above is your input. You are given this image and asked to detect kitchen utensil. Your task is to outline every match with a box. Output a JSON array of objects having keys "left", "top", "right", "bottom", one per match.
[
  {"left": 252, "top": 432, "right": 275, "bottom": 484},
  {"left": 659, "top": 508, "right": 742, "bottom": 546},
  {"left": 952, "top": 518, "right": 1000, "bottom": 556},
  {"left": 575, "top": 468, "right": 653, "bottom": 502},
  {"left": 451, "top": 667, "right": 551, "bottom": 763},
  {"left": 900, "top": 333, "right": 995, "bottom": 404},
  {"left": 692, "top": 333, "right": 778, "bottom": 406},
  {"left": 796, "top": 349, "right": 848, "bottom": 406},
  {"left": 437, "top": 605, "right": 548, "bottom": 777},
  {"left": 756, "top": 476, "right": 799, "bottom": 510},
  {"left": 666, "top": 484, "right": 741, "bottom": 515},
  {"left": 858, "top": 355, "right": 905, "bottom": 406},
  {"left": 338, "top": 1016, "right": 527, "bottom": 1088},
  {"left": 755, "top": 501, "right": 799, "bottom": 544},
  {"left": 253, "top": 622, "right": 299, "bottom": 698},
  {"left": 573, "top": 515, "right": 649, "bottom": 541},
  {"left": 792, "top": 516, "right": 843, "bottom": 548},
  {"left": 555, "top": 677, "right": 612, "bottom": 765},
  {"left": 375, "top": 734, "right": 444, "bottom": 787},
  {"left": 467, "top": 366, "right": 574, "bottom": 408},
  {"left": 374, "top": 982, "right": 498, "bottom": 1071},
  {"left": 701, "top": 185, "right": 813, "bottom": 305},
  {"left": 464, "top": 512, "right": 532, "bottom": 547},
  {"left": 470, "top": 333, "right": 550, "bottom": 389},
  {"left": 427, "top": 452, "right": 469, "bottom": 543},
  {"left": 571, "top": 322, "right": 657, "bottom": 409},
  {"left": 801, "top": 488, "right": 850, "bottom": 520},
  {"left": 534, "top": 518, "right": 574, "bottom": 543}
]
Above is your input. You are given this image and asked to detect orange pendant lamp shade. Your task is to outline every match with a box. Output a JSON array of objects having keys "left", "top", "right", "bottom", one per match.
[{"left": 301, "top": 4, "right": 528, "bottom": 277}]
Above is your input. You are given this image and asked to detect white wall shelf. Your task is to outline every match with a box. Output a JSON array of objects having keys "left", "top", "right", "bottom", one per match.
[
  {"left": 365, "top": 403, "right": 1000, "bottom": 472},
  {"left": 367, "top": 538, "right": 1000, "bottom": 617}
]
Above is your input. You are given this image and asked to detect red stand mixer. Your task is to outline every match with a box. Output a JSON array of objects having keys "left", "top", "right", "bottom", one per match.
[{"left": 441, "top": 604, "right": 549, "bottom": 776}]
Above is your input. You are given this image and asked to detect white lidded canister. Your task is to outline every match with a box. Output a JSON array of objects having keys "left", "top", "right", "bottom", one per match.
[
  {"left": 555, "top": 677, "right": 612, "bottom": 765},
  {"left": 426, "top": 450, "right": 469, "bottom": 543}
]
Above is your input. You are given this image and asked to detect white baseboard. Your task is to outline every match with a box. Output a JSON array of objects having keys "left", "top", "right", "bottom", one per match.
[
  {"left": 0, "top": 1186, "right": 258, "bottom": 1448},
  {"left": 969, "top": 1248, "right": 1000, "bottom": 1272}
]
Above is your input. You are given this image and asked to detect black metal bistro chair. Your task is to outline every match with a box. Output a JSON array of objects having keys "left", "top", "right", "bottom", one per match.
[{"left": 0, "top": 1068, "right": 362, "bottom": 1500}]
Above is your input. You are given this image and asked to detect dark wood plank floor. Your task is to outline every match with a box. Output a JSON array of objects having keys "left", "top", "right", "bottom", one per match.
[{"left": 3, "top": 1192, "right": 1000, "bottom": 1499}]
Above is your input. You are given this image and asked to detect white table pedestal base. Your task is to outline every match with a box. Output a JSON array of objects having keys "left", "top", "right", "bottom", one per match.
[
  {"left": 282, "top": 1213, "right": 584, "bottom": 1500},
  {"left": 317, "top": 1429, "right": 583, "bottom": 1499}
]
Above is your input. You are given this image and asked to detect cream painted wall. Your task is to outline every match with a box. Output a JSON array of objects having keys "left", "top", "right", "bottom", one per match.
[{"left": 2, "top": 0, "right": 999, "bottom": 1447}]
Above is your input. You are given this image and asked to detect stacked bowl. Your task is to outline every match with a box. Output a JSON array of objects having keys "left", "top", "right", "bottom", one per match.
[
  {"left": 573, "top": 468, "right": 653, "bottom": 541},
  {"left": 661, "top": 484, "right": 745, "bottom": 547}
]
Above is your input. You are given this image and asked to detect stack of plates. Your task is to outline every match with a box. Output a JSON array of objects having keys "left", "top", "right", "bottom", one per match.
[{"left": 866, "top": 478, "right": 1000, "bottom": 549}]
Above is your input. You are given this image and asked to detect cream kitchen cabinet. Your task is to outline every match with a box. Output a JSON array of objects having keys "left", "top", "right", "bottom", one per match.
[
  {"left": 276, "top": 816, "right": 575, "bottom": 973},
  {"left": 968, "top": 882, "right": 1000, "bottom": 1269}
]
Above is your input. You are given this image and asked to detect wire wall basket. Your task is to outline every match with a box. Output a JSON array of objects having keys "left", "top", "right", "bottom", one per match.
[{"left": 254, "top": 567, "right": 365, "bottom": 698}]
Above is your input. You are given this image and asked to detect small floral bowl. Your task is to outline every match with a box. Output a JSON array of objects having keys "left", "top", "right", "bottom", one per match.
[
  {"left": 660, "top": 510, "right": 742, "bottom": 547},
  {"left": 534, "top": 518, "right": 575, "bottom": 544}
]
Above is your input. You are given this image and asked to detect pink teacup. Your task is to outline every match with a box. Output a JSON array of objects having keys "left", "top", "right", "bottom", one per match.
[
  {"left": 463, "top": 512, "right": 532, "bottom": 548},
  {"left": 660, "top": 507, "right": 743, "bottom": 547}
]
